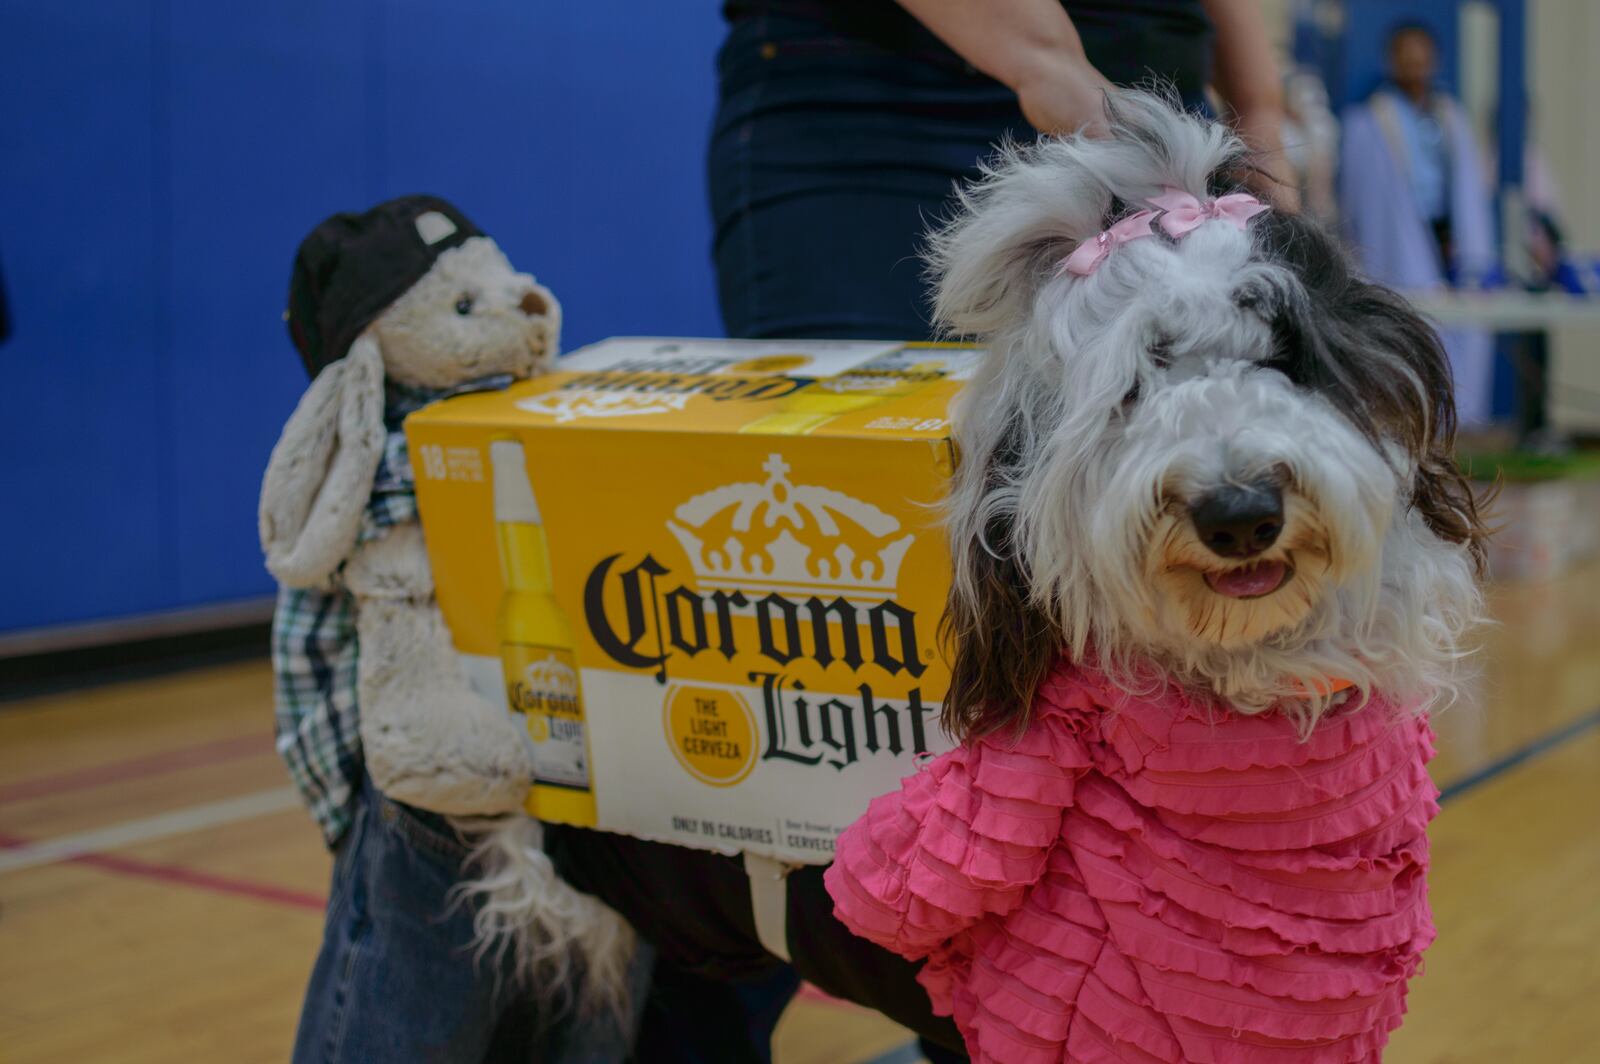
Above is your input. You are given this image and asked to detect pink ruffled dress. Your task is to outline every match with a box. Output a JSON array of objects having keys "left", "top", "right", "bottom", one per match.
[{"left": 825, "top": 659, "right": 1437, "bottom": 1063}]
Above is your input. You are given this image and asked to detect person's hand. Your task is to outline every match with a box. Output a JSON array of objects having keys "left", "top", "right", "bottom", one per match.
[{"left": 1012, "top": 53, "right": 1115, "bottom": 137}]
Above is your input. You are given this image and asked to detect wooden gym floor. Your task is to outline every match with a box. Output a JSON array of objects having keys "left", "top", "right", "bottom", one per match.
[{"left": 2, "top": 561, "right": 1598, "bottom": 1064}]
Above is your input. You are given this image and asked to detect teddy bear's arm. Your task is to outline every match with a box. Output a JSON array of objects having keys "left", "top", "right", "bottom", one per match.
[
  {"left": 345, "top": 525, "right": 536, "bottom": 815},
  {"left": 341, "top": 521, "right": 435, "bottom": 601}
]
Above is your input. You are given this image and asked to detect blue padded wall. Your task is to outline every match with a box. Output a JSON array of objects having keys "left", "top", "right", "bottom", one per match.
[{"left": 0, "top": 2, "right": 725, "bottom": 634}]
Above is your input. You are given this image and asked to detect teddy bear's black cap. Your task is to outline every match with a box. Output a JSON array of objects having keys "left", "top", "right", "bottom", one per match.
[{"left": 287, "top": 194, "right": 484, "bottom": 378}]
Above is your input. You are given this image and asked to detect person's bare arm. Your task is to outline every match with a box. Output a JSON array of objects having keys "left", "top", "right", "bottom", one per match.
[
  {"left": 898, "top": 0, "right": 1301, "bottom": 207},
  {"left": 1203, "top": 0, "right": 1300, "bottom": 209},
  {"left": 894, "top": 0, "right": 1113, "bottom": 135}
]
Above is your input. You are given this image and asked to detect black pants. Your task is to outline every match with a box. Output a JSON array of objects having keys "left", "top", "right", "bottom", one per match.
[{"left": 547, "top": 825, "right": 968, "bottom": 1058}]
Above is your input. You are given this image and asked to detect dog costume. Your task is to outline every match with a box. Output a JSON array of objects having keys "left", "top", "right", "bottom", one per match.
[{"left": 828, "top": 664, "right": 1436, "bottom": 1062}]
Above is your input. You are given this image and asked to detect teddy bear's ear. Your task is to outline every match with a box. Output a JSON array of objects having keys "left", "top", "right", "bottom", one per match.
[
  {"left": 259, "top": 333, "right": 386, "bottom": 587},
  {"left": 527, "top": 278, "right": 563, "bottom": 362}
]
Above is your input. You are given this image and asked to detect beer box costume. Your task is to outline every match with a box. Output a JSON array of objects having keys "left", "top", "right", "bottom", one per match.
[
  {"left": 405, "top": 338, "right": 976, "bottom": 860},
  {"left": 260, "top": 195, "right": 634, "bottom": 1052}
]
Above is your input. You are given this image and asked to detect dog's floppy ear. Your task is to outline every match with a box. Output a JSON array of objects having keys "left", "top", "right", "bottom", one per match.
[
  {"left": 259, "top": 333, "right": 386, "bottom": 587},
  {"left": 526, "top": 278, "right": 563, "bottom": 362},
  {"left": 940, "top": 426, "right": 1063, "bottom": 741}
]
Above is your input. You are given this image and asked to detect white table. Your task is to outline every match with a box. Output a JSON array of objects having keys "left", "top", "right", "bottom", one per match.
[
  {"left": 1404, "top": 290, "right": 1600, "bottom": 330},
  {"left": 1401, "top": 291, "right": 1600, "bottom": 440}
]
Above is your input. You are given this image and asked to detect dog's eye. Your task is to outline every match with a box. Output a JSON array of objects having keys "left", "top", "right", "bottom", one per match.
[
  {"left": 1122, "top": 380, "right": 1141, "bottom": 408},
  {"left": 455, "top": 296, "right": 475, "bottom": 316}
]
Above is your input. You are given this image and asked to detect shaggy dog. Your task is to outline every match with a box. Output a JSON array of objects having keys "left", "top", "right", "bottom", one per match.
[
  {"left": 822, "top": 90, "right": 1490, "bottom": 1061},
  {"left": 931, "top": 90, "right": 1486, "bottom": 733}
]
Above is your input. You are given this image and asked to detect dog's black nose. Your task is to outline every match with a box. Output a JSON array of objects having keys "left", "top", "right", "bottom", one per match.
[{"left": 1190, "top": 484, "right": 1284, "bottom": 559}]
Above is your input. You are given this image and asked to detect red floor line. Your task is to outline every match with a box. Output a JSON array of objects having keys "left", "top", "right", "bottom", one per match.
[
  {"left": 0, "top": 828, "right": 327, "bottom": 912},
  {"left": 65, "top": 849, "right": 329, "bottom": 912},
  {"left": 0, "top": 732, "right": 275, "bottom": 804}
]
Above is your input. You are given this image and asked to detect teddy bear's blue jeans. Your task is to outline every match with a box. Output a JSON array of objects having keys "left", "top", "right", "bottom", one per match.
[{"left": 291, "top": 776, "right": 644, "bottom": 1064}]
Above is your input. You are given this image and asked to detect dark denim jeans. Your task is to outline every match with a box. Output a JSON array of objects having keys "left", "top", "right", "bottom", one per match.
[
  {"left": 292, "top": 778, "right": 643, "bottom": 1064},
  {"left": 709, "top": 14, "right": 1032, "bottom": 341},
  {"left": 708, "top": 12, "right": 1210, "bottom": 343}
]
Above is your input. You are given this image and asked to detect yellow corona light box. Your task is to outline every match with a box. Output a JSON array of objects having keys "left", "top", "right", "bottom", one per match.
[{"left": 406, "top": 337, "right": 980, "bottom": 863}]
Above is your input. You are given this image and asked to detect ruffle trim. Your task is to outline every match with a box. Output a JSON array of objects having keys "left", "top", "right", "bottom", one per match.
[
  {"left": 920, "top": 941, "right": 1407, "bottom": 1064},
  {"left": 828, "top": 736, "right": 1068, "bottom": 952},
  {"left": 1069, "top": 840, "right": 1431, "bottom": 954},
  {"left": 1114, "top": 716, "right": 1426, "bottom": 818},
  {"left": 1069, "top": 782, "right": 1432, "bottom": 920}
]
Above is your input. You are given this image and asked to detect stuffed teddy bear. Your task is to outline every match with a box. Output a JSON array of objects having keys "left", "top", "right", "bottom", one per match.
[
  {"left": 261, "top": 195, "right": 555, "bottom": 813},
  {"left": 259, "top": 195, "right": 633, "bottom": 1057}
]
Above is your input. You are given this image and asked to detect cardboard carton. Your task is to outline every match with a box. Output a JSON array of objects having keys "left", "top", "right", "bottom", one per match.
[{"left": 407, "top": 337, "right": 978, "bottom": 863}]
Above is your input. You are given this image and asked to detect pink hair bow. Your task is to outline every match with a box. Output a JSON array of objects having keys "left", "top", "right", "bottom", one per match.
[
  {"left": 1147, "top": 187, "right": 1269, "bottom": 237},
  {"left": 1059, "top": 209, "right": 1157, "bottom": 276}
]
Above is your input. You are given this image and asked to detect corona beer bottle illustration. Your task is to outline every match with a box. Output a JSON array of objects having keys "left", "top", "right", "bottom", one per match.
[
  {"left": 490, "top": 438, "right": 597, "bottom": 826},
  {"left": 739, "top": 347, "right": 951, "bottom": 436}
]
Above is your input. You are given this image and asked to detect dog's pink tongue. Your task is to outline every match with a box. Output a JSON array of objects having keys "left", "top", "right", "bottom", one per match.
[{"left": 1205, "top": 561, "right": 1288, "bottom": 599}]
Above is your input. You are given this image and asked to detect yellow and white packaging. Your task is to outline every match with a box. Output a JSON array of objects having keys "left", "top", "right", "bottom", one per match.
[{"left": 406, "top": 337, "right": 979, "bottom": 863}]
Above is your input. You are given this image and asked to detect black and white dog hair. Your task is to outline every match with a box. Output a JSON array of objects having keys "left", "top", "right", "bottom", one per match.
[{"left": 933, "top": 88, "right": 1488, "bottom": 740}]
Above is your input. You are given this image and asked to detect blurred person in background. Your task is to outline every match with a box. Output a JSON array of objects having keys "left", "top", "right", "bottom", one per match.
[
  {"left": 1282, "top": 68, "right": 1340, "bottom": 226},
  {"left": 1522, "top": 137, "right": 1566, "bottom": 292},
  {"left": 1505, "top": 129, "right": 1570, "bottom": 445},
  {"left": 1340, "top": 21, "right": 1496, "bottom": 424}
]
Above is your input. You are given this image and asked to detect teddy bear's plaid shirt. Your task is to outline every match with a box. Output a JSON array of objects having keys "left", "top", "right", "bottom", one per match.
[
  {"left": 271, "top": 377, "right": 509, "bottom": 845},
  {"left": 272, "top": 422, "right": 415, "bottom": 844}
]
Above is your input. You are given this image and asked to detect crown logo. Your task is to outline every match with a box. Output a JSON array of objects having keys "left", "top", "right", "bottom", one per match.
[
  {"left": 515, "top": 389, "right": 688, "bottom": 423},
  {"left": 667, "top": 454, "right": 914, "bottom": 599},
  {"left": 523, "top": 656, "right": 578, "bottom": 699}
]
